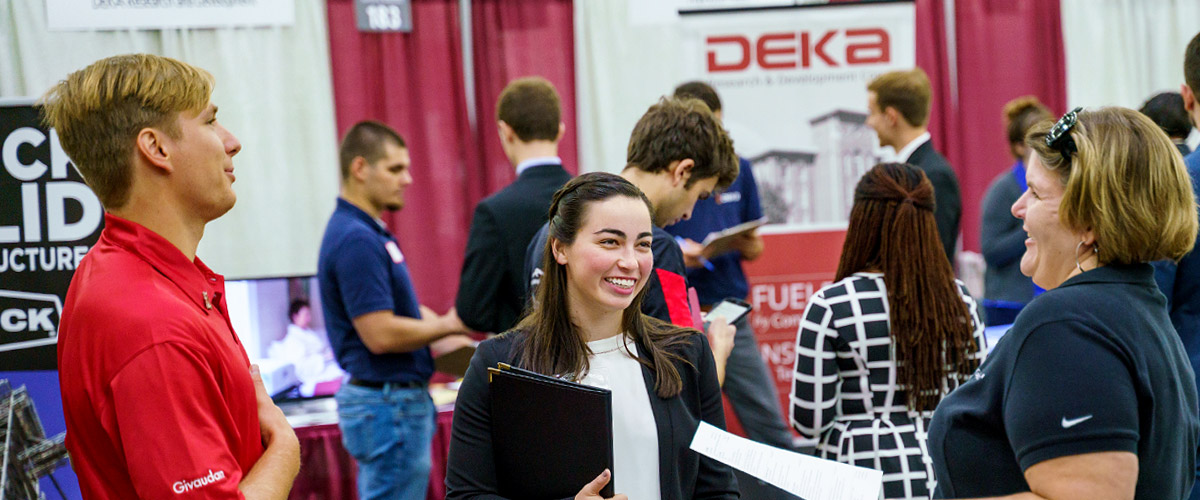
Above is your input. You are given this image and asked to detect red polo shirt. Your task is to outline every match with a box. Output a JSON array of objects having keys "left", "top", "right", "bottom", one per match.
[{"left": 58, "top": 214, "right": 263, "bottom": 499}]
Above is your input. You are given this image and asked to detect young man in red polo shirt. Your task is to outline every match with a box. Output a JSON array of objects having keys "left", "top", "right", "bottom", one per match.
[{"left": 43, "top": 54, "right": 300, "bottom": 499}]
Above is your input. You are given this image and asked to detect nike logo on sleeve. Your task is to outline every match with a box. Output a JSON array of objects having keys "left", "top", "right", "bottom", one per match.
[{"left": 1061, "top": 415, "right": 1094, "bottom": 428}]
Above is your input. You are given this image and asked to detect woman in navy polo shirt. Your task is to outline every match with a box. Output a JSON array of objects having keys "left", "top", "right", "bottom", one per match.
[{"left": 928, "top": 107, "right": 1200, "bottom": 499}]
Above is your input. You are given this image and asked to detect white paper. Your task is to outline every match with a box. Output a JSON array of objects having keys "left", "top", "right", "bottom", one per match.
[{"left": 690, "top": 421, "right": 882, "bottom": 500}]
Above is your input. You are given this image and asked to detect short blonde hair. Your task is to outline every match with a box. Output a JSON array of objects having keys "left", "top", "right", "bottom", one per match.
[
  {"left": 867, "top": 68, "right": 931, "bottom": 127},
  {"left": 1026, "top": 107, "right": 1197, "bottom": 264},
  {"left": 40, "top": 54, "right": 214, "bottom": 209}
]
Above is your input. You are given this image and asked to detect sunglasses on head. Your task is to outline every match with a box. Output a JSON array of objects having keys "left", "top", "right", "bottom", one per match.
[{"left": 1045, "top": 107, "right": 1083, "bottom": 158}]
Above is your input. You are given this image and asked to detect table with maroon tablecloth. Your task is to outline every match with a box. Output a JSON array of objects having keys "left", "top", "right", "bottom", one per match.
[{"left": 288, "top": 406, "right": 455, "bottom": 500}]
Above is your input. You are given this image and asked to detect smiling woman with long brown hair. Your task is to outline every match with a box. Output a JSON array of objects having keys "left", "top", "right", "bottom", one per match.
[{"left": 445, "top": 172, "right": 737, "bottom": 500}]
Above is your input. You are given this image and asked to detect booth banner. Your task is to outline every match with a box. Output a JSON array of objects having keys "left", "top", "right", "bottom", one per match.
[
  {"left": 745, "top": 227, "right": 846, "bottom": 422},
  {"left": 45, "top": 0, "right": 296, "bottom": 31},
  {"left": 0, "top": 101, "right": 103, "bottom": 371},
  {"left": 682, "top": 2, "right": 915, "bottom": 230},
  {"left": 683, "top": 3, "right": 914, "bottom": 427}
]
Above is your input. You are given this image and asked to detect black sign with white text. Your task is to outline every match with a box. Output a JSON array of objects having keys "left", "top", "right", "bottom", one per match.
[
  {"left": 355, "top": 0, "right": 412, "bottom": 33},
  {"left": 0, "top": 101, "right": 104, "bottom": 370}
]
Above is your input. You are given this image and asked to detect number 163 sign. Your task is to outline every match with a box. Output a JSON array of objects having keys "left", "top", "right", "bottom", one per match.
[{"left": 356, "top": 0, "right": 413, "bottom": 33}]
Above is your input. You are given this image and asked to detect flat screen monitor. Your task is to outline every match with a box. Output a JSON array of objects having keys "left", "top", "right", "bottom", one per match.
[{"left": 224, "top": 275, "right": 344, "bottom": 400}]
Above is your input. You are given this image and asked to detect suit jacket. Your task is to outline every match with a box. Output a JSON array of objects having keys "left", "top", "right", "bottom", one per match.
[
  {"left": 456, "top": 163, "right": 572, "bottom": 333},
  {"left": 908, "top": 141, "right": 962, "bottom": 263},
  {"left": 444, "top": 330, "right": 739, "bottom": 500}
]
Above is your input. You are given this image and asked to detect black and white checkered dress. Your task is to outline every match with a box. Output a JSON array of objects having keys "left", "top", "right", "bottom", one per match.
[{"left": 789, "top": 272, "right": 985, "bottom": 500}]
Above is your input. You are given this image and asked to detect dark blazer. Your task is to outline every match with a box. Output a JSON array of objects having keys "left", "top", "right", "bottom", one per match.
[
  {"left": 444, "top": 330, "right": 739, "bottom": 500},
  {"left": 456, "top": 163, "right": 572, "bottom": 333},
  {"left": 980, "top": 167, "right": 1032, "bottom": 303},
  {"left": 907, "top": 140, "right": 962, "bottom": 262}
]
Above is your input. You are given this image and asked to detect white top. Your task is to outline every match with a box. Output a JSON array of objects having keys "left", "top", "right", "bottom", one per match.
[
  {"left": 579, "top": 334, "right": 661, "bottom": 500},
  {"left": 896, "top": 131, "right": 932, "bottom": 163}
]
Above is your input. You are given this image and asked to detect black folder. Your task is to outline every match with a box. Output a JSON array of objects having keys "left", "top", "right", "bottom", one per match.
[{"left": 487, "top": 363, "right": 614, "bottom": 499}]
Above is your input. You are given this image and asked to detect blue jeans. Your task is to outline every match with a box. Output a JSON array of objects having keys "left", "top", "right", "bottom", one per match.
[{"left": 336, "top": 383, "right": 434, "bottom": 500}]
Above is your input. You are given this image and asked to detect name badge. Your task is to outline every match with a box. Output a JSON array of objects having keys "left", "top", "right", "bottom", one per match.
[{"left": 385, "top": 241, "right": 405, "bottom": 264}]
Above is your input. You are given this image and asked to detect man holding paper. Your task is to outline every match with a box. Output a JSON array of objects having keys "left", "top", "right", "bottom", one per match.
[{"left": 665, "top": 83, "right": 798, "bottom": 477}]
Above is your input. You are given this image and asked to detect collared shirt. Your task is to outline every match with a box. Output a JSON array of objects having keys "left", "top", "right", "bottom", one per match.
[
  {"left": 58, "top": 214, "right": 263, "bottom": 499},
  {"left": 515, "top": 156, "right": 562, "bottom": 177},
  {"left": 929, "top": 264, "right": 1198, "bottom": 499},
  {"left": 318, "top": 198, "right": 432, "bottom": 383},
  {"left": 896, "top": 131, "right": 932, "bottom": 164}
]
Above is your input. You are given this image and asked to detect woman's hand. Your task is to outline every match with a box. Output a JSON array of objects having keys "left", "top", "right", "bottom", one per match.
[
  {"left": 575, "top": 469, "right": 628, "bottom": 500},
  {"left": 705, "top": 317, "right": 736, "bottom": 386}
]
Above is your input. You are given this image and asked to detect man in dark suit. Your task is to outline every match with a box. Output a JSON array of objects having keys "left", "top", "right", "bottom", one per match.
[
  {"left": 866, "top": 68, "right": 962, "bottom": 262},
  {"left": 456, "top": 77, "right": 573, "bottom": 334}
]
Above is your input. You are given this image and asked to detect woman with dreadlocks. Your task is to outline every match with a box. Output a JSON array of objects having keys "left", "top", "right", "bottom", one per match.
[{"left": 789, "top": 162, "right": 984, "bottom": 500}]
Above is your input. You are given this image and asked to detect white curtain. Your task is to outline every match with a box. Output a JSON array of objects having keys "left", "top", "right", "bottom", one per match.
[
  {"left": 574, "top": 1, "right": 696, "bottom": 174},
  {"left": 0, "top": 0, "right": 339, "bottom": 279},
  {"left": 1061, "top": 0, "right": 1200, "bottom": 110}
]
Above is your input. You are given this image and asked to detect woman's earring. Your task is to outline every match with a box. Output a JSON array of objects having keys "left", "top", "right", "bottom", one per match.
[{"left": 1075, "top": 241, "right": 1096, "bottom": 273}]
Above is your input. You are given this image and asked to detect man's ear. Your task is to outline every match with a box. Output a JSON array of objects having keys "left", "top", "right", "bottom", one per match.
[
  {"left": 1182, "top": 84, "right": 1198, "bottom": 126},
  {"left": 555, "top": 122, "right": 565, "bottom": 143},
  {"left": 551, "top": 237, "right": 569, "bottom": 265},
  {"left": 884, "top": 106, "right": 903, "bottom": 128},
  {"left": 671, "top": 159, "right": 696, "bottom": 187},
  {"left": 498, "top": 121, "right": 515, "bottom": 144},
  {"left": 349, "top": 156, "right": 371, "bottom": 181},
  {"left": 135, "top": 127, "right": 173, "bottom": 173}
]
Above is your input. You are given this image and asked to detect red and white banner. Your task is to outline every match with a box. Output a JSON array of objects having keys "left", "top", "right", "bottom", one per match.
[
  {"left": 687, "top": 3, "right": 915, "bottom": 431},
  {"left": 745, "top": 227, "right": 846, "bottom": 423}
]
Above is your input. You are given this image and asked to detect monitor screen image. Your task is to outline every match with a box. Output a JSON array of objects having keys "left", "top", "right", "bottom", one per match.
[{"left": 224, "top": 276, "right": 344, "bottom": 400}]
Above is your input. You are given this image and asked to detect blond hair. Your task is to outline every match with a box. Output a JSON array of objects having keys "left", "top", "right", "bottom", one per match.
[
  {"left": 1026, "top": 107, "right": 1197, "bottom": 264},
  {"left": 40, "top": 54, "right": 214, "bottom": 209},
  {"left": 868, "top": 68, "right": 931, "bottom": 127}
]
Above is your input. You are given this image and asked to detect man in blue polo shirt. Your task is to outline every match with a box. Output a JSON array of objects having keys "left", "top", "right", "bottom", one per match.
[
  {"left": 666, "top": 82, "right": 797, "bottom": 498},
  {"left": 318, "top": 121, "right": 470, "bottom": 500}
]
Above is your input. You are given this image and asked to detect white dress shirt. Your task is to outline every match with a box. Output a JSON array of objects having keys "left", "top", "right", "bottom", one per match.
[{"left": 580, "top": 334, "right": 662, "bottom": 500}]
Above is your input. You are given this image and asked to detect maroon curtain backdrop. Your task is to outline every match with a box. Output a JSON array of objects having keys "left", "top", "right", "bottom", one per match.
[
  {"left": 325, "top": 0, "right": 576, "bottom": 311},
  {"left": 326, "top": 0, "right": 475, "bottom": 310},
  {"left": 469, "top": 0, "right": 579, "bottom": 204},
  {"left": 915, "top": 0, "right": 1067, "bottom": 252}
]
